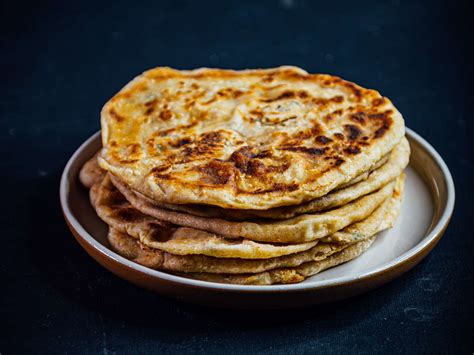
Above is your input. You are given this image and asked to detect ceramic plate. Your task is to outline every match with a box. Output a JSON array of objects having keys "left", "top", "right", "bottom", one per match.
[{"left": 60, "top": 128, "right": 454, "bottom": 309}]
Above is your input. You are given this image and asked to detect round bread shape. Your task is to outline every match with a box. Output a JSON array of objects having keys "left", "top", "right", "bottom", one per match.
[{"left": 99, "top": 66, "right": 405, "bottom": 209}]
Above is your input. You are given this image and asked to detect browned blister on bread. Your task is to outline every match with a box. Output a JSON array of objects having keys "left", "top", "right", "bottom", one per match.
[{"left": 98, "top": 66, "right": 405, "bottom": 209}]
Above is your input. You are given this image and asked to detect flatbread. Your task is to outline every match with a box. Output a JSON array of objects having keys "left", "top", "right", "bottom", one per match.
[
  {"left": 80, "top": 141, "right": 393, "bottom": 220},
  {"left": 112, "top": 174, "right": 396, "bottom": 243},
  {"left": 181, "top": 237, "right": 376, "bottom": 285},
  {"left": 116, "top": 137, "right": 409, "bottom": 220},
  {"left": 99, "top": 66, "right": 405, "bottom": 209},
  {"left": 321, "top": 173, "right": 404, "bottom": 243},
  {"left": 182, "top": 176, "right": 404, "bottom": 284},
  {"left": 107, "top": 174, "right": 404, "bottom": 276},
  {"left": 107, "top": 228, "right": 342, "bottom": 274},
  {"left": 79, "top": 153, "right": 105, "bottom": 189},
  {"left": 91, "top": 175, "right": 318, "bottom": 259},
  {"left": 333, "top": 151, "right": 389, "bottom": 189}
]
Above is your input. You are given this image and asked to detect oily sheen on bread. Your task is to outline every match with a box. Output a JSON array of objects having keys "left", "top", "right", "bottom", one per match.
[
  {"left": 111, "top": 137, "right": 409, "bottom": 220},
  {"left": 98, "top": 66, "right": 405, "bottom": 209}
]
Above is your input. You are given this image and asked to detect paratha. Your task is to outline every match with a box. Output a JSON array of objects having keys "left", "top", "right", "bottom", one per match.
[
  {"left": 114, "top": 137, "right": 409, "bottom": 220},
  {"left": 79, "top": 153, "right": 105, "bottom": 189},
  {"left": 91, "top": 175, "right": 319, "bottom": 259},
  {"left": 107, "top": 174, "right": 404, "bottom": 275},
  {"left": 112, "top": 174, "right": 396, "bottom": 243},
  {"left": 80, "top": 139, "right": 394, "bottom": 220},
  {"left": 98, "top": 66, "right": 405, "bottom": 209},
  {"left": 182, "top": 177, "right": 404, "bottom": 284},
  {"left": 181, "top": 237, "right": 376, "bottom": 285},
  {"left": 333, "top": 151, "right": 389, "bottom": 189}
]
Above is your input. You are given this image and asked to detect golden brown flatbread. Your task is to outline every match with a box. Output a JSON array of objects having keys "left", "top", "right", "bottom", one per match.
[
  {"left": 107, "top": 175, "right": 404, "bottom": 277},
  {"left": 113, "top": 138, "right": 409, "bottom": 220},
  {"left": 79, "top": 153, "right": 105, "bottom": 189},
  {"left": 91, "top": 175, "right": 319, "bottom": 259},
  {"left": 98, "top": 66, "right": 405, "bottom": 209},
  {"left": 112, "top": 174, "right": 396, "bottom": 243}
]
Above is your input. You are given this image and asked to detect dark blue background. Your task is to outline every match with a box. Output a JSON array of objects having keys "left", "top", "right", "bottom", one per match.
[{"left": 1, "top": 0, "right": 473, "bottom": 353}]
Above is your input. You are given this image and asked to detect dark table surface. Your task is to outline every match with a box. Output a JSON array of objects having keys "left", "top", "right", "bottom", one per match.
[{"left": 2, "top": 0, "right": 473, "bottom": 353}]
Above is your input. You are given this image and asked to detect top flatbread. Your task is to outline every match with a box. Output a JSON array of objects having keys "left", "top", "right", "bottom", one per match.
[
  {"left": 99, "top": 66, "right": 405, "bottom": 209},
  {"left": 115, "top": 137, "right": 409, "bottom": 220}
]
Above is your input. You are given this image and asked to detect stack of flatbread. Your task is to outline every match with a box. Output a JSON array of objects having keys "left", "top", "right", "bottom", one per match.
[{"left": 80, "top": 66, "right": 409, "bottom": 285}]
